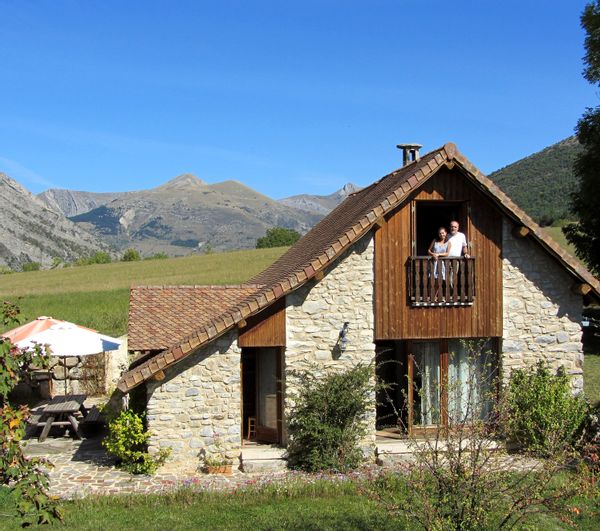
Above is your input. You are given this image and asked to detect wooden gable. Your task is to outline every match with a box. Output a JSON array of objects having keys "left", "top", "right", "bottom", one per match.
[
  {"left": 238, "top": 299, "right": 286, "bottom": 347},
  {"left": 374, "top": 167, "right": 503, "bottom": 340}
]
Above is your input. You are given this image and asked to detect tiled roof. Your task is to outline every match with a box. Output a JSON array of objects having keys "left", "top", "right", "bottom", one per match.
[
  {"left": 128, "top": 285, "right": 262, "bottom": 351},
  {"left": 117, "top": 142, "right": 600, "bottom": 393}
]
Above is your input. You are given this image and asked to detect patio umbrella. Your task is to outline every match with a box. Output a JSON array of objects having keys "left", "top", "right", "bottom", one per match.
[{"left": 15, "top": 321, "right": 122, "bottom": 395}]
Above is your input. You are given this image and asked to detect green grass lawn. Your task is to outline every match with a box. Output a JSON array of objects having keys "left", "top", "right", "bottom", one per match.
[
  {"left": 585, "top": 353, "right": 600, "bottom": 407},
  {"left": 543, "top": 226, "right": 579, "bottom": 258},
  {"left": 1, "top": 475, "right": 598, "bottom": 530},
  {"left": 0, "top": 248, "right": 286, "bottom": 336}
]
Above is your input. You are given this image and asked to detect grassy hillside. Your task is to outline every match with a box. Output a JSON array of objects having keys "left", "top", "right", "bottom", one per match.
[
  {"left": 489, "top": 137, "right": 581, "bottom": 225},
  {"left": 0, "top": 247, "right": 286, "bottom": 336}
]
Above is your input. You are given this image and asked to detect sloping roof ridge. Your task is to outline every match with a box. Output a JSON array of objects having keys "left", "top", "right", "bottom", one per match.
[
  {"left": 347, "top": 146, "right": 446, "bottom": 199},
  {"left": 117, "top": 145, "right": 453, "bottom": 393},
  {"left": 131, "top": 284, "right": 265, "bottom": 290}
]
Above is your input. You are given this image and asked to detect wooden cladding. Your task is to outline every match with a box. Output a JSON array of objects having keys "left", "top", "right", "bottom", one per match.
[
  {"left": 374, "top": 167, "right": 502, "bottom": 340},
  {"left": 409, "top": 257, "right": 476, "bottom": 306},
  {"left": 238, "top": 300, "right": 286, "bottom": 347}
]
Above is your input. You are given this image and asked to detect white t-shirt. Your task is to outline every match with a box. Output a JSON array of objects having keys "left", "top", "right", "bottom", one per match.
[{"left": 447, "top": 232, "right": 467, "bottom": 257}]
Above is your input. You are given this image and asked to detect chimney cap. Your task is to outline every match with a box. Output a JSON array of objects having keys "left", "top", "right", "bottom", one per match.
[
  {"left": 396, "top": 143, "right": 423, "bottom": 166},
  {"left": 396, "top": 143, "right": 423, "bottom": 150}
]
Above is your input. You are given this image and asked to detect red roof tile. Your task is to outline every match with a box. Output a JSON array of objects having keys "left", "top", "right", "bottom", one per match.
[{"left": 128, "top": 285, "right": 261, "bottom": 351}]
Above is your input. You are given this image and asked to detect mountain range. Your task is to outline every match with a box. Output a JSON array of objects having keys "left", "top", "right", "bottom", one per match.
[{"left": 0, "top": 136, "right": 582, "bottom": 270}]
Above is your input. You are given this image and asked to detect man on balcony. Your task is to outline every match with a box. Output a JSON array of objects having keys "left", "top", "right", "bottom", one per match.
[{"left": 447, "top": 221, "right": 469, "bottom": 258}]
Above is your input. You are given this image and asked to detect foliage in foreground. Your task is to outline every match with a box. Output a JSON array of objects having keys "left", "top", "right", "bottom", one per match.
[
  {"left": 504, "top": 361, "right": 589, "bottom": 457},
  {"left": 371, "top": 340, "right": 594, "bottom": 530},
  {"left": 0, "top": 302, "right": 63, "bottom": 526},
  {"left": 2, "top": 470, "right": 598, "bottom": 530},
  {"left": 103, "top": 410, "right": 170, "bottom": 474},
  {"left": 287, "top": 364, "right": 372, "bottom": 472}
]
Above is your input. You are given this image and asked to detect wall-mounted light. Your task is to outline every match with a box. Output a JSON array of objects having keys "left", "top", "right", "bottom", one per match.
[{"left": 338, "top": 321, "right": 350, "bottom": 352}]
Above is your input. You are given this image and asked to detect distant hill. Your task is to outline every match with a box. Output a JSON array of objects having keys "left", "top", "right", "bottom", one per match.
[
  {"left": 38, "top": 188, "right": 130, "bottom": 217},
  {"left": 489, "top": 137, "right": 582, "bottom": 225},
  {"left": 0, "top": 173, "right": 107, "bottom": 270},
  {"left": 279, "top": 183, "right": 360, "bottom": 215},
  {"left": 69, "top": 174, "right": 323, "bottom": 254}
]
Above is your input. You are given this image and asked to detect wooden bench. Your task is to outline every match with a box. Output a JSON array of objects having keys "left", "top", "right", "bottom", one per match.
[{"left": 82, "top": 406, "right": 105, "bottom": 425}]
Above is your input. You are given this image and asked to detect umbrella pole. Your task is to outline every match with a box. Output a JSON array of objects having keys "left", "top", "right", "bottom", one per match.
[{"left": 63, "top": 358, "right": 68, "bottom": 395}]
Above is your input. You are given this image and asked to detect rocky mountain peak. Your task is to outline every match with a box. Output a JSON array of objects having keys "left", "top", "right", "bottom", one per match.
[{"left": 155, "top": 173, "right": 206, "bottom": 191}]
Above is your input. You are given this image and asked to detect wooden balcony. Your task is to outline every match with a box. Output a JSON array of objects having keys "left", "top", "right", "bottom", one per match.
[{"left": 408, "top": 257, "right": 475, "bottom": 307}]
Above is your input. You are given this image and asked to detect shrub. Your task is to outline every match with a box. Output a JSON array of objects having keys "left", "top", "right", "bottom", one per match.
[
  {"left": 22, "top": 261, "right": 41, "bottom": 272},
  {"left": 75, "top": 251, "right": 112, "bottom": 266},
  {"left": 144, "top": 252, "right": 168, "bottom": 260},
  {"left": 103, "top": 410, "right": 170, "bottom": 474},
  {"left": 121, "top": 248, "right": 141, "bottom": 262},
  {"left": 256, "top": 227, "right": 301, "bottom": 249},
  {"left": 504, "top": 361, "right": 589, "bottom": 456},
  {"left": 287, "top": 364, "right": 372, "bottom": 472}
]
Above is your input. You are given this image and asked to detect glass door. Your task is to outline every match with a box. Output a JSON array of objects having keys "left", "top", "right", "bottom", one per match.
[
  {"left": 407, "top": 339, "right": 497, "bottom": 433},
  {"left": 409, "top": 342, "right": 442, "bottom": 431},
  {"left": 256, "top": 348, "right": 281, "bottom": 443}
]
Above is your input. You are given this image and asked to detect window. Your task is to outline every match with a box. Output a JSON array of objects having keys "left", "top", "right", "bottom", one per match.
[{"left": 408, "top": 339, "right": 497, "bottom": 433}]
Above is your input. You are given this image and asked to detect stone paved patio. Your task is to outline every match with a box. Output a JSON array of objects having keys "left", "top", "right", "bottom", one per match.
[{"left": 23, "top": 434, "right": 291, "bottom": 500}]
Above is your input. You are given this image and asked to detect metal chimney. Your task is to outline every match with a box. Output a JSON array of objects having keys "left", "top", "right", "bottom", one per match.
[{"left": 396, "top": 143, "right": 422, "bottom": 166}]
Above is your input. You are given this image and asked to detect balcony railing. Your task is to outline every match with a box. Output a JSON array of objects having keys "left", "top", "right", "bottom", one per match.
[{"left": 408, "top": 257, "right": 475, "bottom": 306}]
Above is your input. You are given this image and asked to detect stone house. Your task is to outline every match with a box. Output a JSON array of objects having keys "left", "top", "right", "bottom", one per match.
[{"left": 118, "top": 142, "right": 600, "bottom": 471}]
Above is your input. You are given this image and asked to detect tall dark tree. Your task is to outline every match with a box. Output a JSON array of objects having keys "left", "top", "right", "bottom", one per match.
[{"left": 563, "top": 1, "right": 600, "bottom": 276}]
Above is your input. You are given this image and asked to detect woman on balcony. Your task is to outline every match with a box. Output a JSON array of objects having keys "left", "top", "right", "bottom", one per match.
[{"left": 428, "top": 227, "right": 449, "bottom": 300}]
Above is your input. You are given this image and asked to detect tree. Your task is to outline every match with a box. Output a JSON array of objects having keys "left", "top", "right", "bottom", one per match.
[
  {"left": 563, "top": 1, "right": 600, "bottom": 276},
  {"left": 0, "top": 302, "right": 63, "bottom": 525},
  {"left": 256, "top": 227, "right": 301, "bottom": 249},
  {"left": 121, "top": 248, "right": 141, "bottom": 262}
]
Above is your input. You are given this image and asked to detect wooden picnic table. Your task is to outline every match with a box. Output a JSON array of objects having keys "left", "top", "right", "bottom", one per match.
[{"left": 35, "top": 394, "right": 88, "bottom": 442}]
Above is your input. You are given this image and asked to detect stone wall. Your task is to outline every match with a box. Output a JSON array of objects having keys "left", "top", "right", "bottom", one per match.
[
  {"left": 146, "top": 331, "right": 241, "bottom": 472},
  {"left": 284, "top": 234, "right": 377, "bottom": 446},
  {"left": 502, "top": 219, "right": 584, "bottom": 391}
]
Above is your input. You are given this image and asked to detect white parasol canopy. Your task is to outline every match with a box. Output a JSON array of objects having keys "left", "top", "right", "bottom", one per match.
[
  {"left": 16, "top": 322, "right": 122, "bottom": 356},
  {"left": 15, "top": 322, "right": 122, "bottom": 395}
]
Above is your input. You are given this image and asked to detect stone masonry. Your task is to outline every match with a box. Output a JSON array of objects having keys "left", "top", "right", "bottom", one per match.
[
  {"left": 143, "top": 218, "right": 586, "bottom": 472},
  {"left": 146, "top": 331, "right": 241, "bottom": 472},
  {"left": 502, "top": 219, "right": 584, "bottom": 391},
  {"left": 284, "top": 234, "right": 377, "bottom": 446}
]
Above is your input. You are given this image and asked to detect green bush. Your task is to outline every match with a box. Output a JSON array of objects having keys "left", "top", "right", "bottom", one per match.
[
  {"left": 287, "top": 365, "right": 372, "bottom": 472},
  {"left": 121, "top": 248, "right": 141, "bottom": 262},
  {"left": 504, "top": 361, "right": 589, "bottom": 456},
  {"left": 103, "top": 410, "right": 170, "bottom": 474},
  {"left": 144, "top": 252, "right": 168, "bottom": 260},
  {"left": 256, "top": 227, "right": 301, "bottom": 249},
  {"left": 22, "top": 262, "right": 41, "bottom": 272},
  {"left": 75, "top": 251, "right": 112, "bottom": 266}
]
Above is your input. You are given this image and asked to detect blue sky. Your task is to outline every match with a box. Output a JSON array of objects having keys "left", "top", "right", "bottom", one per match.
[{"left": 0, "top": 0, "right": 596, "bottom": 198}]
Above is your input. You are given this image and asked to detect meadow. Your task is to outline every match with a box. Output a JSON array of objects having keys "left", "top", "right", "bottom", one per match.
[
  {"left": 0, "top": 247, "right": 286, "bottom": 336},
  {"left": 0, "top": 474, "right": 598, "bottom": 530}
]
